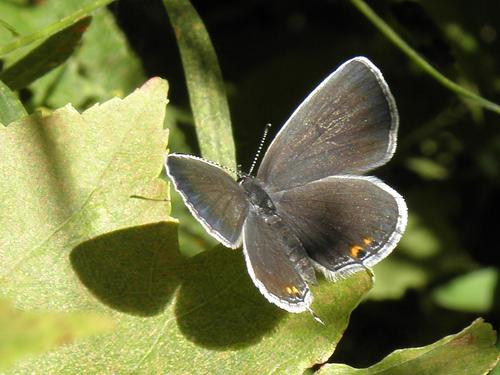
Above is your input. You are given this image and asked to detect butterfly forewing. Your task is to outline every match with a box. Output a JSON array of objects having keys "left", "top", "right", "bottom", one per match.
[
  {"left": 257, "top": 57, "right": 399, "bottom": 192},
  {"left": 272, "top": 175, "right": 407, "bottom": 279},
  {"left": 166, "top": 154, "right": 249, "bottom": 248}
]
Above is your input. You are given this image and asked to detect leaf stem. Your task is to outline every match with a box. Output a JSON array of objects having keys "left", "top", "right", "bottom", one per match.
[
  {"left": 0, "top": 18, "right": 20, "bottom": 37},
  {"left": 0, "top": 0, "right": 114, "bottom": 57},
  {"left": 350, "top": 0, "right": 500, "bottom": 116}
]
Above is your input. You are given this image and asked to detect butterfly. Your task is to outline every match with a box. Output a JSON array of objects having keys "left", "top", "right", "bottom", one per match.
[{"left": 165, "top": 57, "right": 407, "bottom": 316}]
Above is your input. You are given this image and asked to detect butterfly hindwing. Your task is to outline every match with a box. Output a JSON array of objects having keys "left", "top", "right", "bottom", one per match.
[
  {"left": 272, "top": 175, "right": 407, "bottom": 279},
  {"left": 242, "top": 209, "right": 314, "bottom": 313}
]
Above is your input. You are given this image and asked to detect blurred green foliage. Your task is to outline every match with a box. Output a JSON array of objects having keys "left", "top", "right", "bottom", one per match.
[{"left": 0, "top": 0, "right": 499, "bottom": 373}]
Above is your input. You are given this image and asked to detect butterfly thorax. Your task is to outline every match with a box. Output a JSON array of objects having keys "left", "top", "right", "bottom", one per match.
[
  {"left": 238, "top": 176, "right": 277, "bottom": 217},
  {"left": 238, "top": 175, "right": 316, "bottom": 285}
]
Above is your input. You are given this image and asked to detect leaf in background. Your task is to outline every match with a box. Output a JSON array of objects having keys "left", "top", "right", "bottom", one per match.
[
  {"left": 368, "top": 257, "right": 428, "bottom": 300},
  {"left": 406, "top": 157, "right": 449, "bottom": 180},
  {"left": 432, "top": 268, "right": 499, "bottom": 313},
  {"left": 0, "top": 299, "right": 113, "bottom": 371},
  {"left": 366, "top": 213, "right": 437, "bottom": 300},
  {"left": 0, "top": 1, "right": 145, "bottom": 110},
  {"left": 397, "top": 212, "right": 441, "bottom": 260},
  {"left": 319, "top": 319, "right": 499, "bottom": 374},
  {"left": 0, "top": 0, "right": 113, "bottom": 56},
  {"left": 163, "top": 0, "right": 237, "bottom": 172},
  {"left": 32, "top": 9, "right": 144, "bottom": 109},
  {"left": 0, "top": 80, "right": 26, "bottom": 125},
  {"left": 0, "top": 17, "right": 92, "bottom": 90}
]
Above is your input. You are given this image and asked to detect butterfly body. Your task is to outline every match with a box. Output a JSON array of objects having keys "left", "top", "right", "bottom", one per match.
[
  {"left": 239, "top": 175, "right": 276, "bottom": 215},
  {"left": 166, "top": 57, "right": 407, "bottom": 314}
]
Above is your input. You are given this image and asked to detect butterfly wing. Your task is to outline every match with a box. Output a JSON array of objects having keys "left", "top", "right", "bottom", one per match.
[
  {"left": 242, "top": 209, "right": 314, "bottom": 313},
  {"left": 166, "top": 154, "right": 249, "bottom": 248},
  {"left": 272, "top": 175, "right": 407, "bottom": 279},
  {"left": 257, "top": 57, "right": 399, "bottom": 192}
]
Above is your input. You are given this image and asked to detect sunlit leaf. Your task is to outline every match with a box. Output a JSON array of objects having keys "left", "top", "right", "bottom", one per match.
[
  {"left": 320, "top": 319, "right": 499, "bottom": 374},
  {"left": 0, "top": 78, "right": 177, "bottom": 371},
  {"left": 0, "top": 17, "right": 92, "bottom": 90},
  {"left": 12, "top": 245, "right": 372, "bottom": 373},
  {"left": 0, "top": 1, "right": 145, "bottom": 110},
  {"left": 0, "top": 79, "right": 26, "bottom": 125},
  {"left": 0, "top": 299, "right": 113, "bottom": 370},
  {"left": 0, "top": 0, "right": 113, "bottom": 56}
]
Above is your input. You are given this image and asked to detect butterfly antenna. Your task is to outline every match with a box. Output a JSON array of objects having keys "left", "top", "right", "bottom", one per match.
[
  {"left": 307, "top": 306, "right": 325, "bottom": 325},
  {"left": 248, "top": 123, "right": 272, "bottom": 176}
]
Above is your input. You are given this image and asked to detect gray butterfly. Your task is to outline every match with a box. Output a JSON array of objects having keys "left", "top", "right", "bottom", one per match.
[{"left": 165, "top": 57, "right": 407, "bottom": 316}]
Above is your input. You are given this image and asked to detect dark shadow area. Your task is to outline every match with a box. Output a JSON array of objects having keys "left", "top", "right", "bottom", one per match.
[
  {"left": 71, "top": 222, "right": 182, "bottom": 316},
  {"left": 72, "top": 224, "right": 285, "bottom": 347},
  {"left": 175, "top": 246, "right": 285, "bottom": 349}
]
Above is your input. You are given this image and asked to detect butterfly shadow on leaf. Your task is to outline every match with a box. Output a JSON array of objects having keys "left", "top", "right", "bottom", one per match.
[
  {"left": 71, "top": 223, "right": 284, "bottom": 348},
  {"left": 70, "top": 222, "right": 182, "bottom": 317},
  {"left": 175, "top": 245, "right": 286, "bottom": 350}
]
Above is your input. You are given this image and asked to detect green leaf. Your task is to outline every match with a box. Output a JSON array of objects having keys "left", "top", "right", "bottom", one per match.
[
  {"left": 0, "top": 80, "right": 26, "bottom": 125},
  {"left": 163, "top": 0, "right": 237, "bottom": 172},
  {"left": 0, "top": 78, "right": 179, "bottom": 371},
  {"left": 406, "top": 157, "right": 449, "bottom": 180},
  {"left": 366, "top": 213, "right": 440, "bottom": 300},
  {"left": 8, "top": 240, "right": 372, "bottom": 372},
  {"left": 397, "top": 213, "right": 441, "bottom": 260},
  {"left": 0, "top": 77, "right": 171, "bottom": 299},
  {"left": 0, "top": 18, "right": 20, "bottom": 37},
  {"left": 0, "top": 0, "right": 114, "bottom": 57},
  {"left": 0, "top": 17, "right": 92, "bottom": 90},
  {"left": 33, "top": 9, "right": 144, "bottom": 109},
  {"left": 368, "top": 258, "right": 428, "bottom": 300},
  {"left": 319, "top": 319, "right": 500, "bottom": 375},
  {"left": 0, "top": 299, "right": 114, "bottom": 370},
  {"left": 0, "top": 1, "right": 145, "bottom": 110},
  {"left": 432, "top": 268, "right": 499, "bottom": 313}
]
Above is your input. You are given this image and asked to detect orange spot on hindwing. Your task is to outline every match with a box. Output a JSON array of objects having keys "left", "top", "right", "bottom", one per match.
[{"left": 350, "top": 245, "right": 364, "bottom": 258}]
